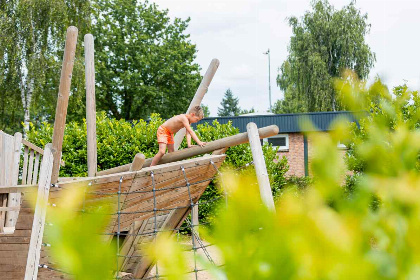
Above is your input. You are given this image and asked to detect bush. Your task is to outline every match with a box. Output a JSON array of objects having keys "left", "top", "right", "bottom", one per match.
[
  {"left": 147, "top": 75, "right": 420, "bottom": 279},
  {"left": 27, "top": 112, "right": 288, "bottom": 225}
]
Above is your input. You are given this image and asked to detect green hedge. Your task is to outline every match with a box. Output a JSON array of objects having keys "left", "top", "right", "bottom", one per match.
[{"left": 27, "top": 112, "right": 288, "bottom": 224}]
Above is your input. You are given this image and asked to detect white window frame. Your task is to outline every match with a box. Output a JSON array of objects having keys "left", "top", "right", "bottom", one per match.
[
  {"left": 263, "top": 134, "right": 289, "bottom": 152},
  {"left": 337, "top": 141, "right": 347, "bottom": 150}
]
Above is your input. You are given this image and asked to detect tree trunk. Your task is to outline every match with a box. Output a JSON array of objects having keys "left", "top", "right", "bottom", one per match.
[{"left": 20, "top": 78, "right": 34, "bottom": 138}]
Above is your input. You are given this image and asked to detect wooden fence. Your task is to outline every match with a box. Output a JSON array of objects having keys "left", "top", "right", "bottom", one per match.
[{"left": 0, "top": 131, "right": 46, "bottom": 233}]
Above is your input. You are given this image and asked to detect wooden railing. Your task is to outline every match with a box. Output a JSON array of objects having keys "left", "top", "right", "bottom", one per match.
[{"left": 21, "top": 139, "right": 44, "bottom": 185}]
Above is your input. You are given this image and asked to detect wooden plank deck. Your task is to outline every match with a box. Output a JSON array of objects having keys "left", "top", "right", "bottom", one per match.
[{"left": 0, "top": 154, "right": 225, "bottom": 279}]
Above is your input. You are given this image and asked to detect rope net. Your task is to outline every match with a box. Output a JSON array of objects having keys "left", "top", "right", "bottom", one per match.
[{"left": 39, "top": 158, "right": 254, "bottom": 279}]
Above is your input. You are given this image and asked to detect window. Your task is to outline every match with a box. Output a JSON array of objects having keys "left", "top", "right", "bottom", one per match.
[
  {"left": 263, "top": 134, "right": 289, "bottom": 151},
  {"left": 337, "top": 141, "right": 347, "bottom": 150}
]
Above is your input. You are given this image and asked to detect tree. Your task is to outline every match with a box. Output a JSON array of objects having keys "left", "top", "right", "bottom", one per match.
[
  {"left": 0, "top": 0, "right": 91, "bottom": 133},
  {"left": 201, "top": 104, "right": 211, "bottom": 118},
  {"left": 240, "top": 107, "right": 255, "bottom": 115},
  {"left": 276, "top": 0, "right": 375, "bottom": 113},
  {"left": 218, "top": 89, "right": 241, "bottom": 117},
  {"left": 92, "top": 0, "right": 201, "bottom": 120}
]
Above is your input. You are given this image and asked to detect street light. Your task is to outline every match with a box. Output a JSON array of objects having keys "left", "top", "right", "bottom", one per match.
[{"left": 263, "top": 48, "right": 272, "bottom": 112}]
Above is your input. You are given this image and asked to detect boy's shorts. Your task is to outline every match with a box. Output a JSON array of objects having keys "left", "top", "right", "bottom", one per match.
[{"left": 157, "top": 125, "right": 174, "bottom": 145}]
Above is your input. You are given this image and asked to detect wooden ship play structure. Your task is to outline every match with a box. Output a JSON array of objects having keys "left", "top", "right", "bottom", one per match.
[{"left": 0, "top": 27, "right": 278, "bottom": 279}]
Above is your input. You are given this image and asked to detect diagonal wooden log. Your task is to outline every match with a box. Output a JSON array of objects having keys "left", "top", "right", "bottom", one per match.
[
  {"left": 96, "top": 125, "right": 279, "bottom": 176},
  {"left": 51, "top": 26, "right": 78, "bottom": 184},
  {"left": 247, "top": 122, "right": 275, "bottom": 212},
  {"left": 173, "top": 59, "right": 220, "bottom": 150}
]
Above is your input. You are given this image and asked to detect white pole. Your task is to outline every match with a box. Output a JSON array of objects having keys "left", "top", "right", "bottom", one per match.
[
  {"left": 84, "top": 34, "right": 97, "bottom": 177},
  {"left": 246, "top": 122, "right": 275, "bottom": 212},
  {"left": 173, "top": 59, "right": 220, "bottom": 150}
]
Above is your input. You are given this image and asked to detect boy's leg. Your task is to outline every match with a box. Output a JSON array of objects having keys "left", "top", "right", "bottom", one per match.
[
  {"left": 167, "top": 144, "right": 174, "bottom": 153},
  {"left": 150, "top": 143, "right": 167, "bottom": 166}
]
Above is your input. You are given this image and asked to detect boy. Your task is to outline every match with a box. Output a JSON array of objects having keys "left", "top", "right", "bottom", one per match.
[{"left": 150, "top": 106, "right": 207, "bottom": 166}]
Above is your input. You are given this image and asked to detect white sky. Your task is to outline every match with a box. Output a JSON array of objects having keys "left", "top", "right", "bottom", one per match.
[{"left": 152, "top": 0, "right": 420, "bottom": 116}]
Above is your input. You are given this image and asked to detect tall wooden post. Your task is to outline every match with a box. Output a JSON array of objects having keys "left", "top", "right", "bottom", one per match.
[
  {"left": 246, "top": 122, "right": 276, "bottom": 212},
  {"left": 84, "top": 34, "right": 97, "bottom": 177},
  {"left": 51, "top": 26, "right": 78, "bottom": 184},
  {"left": 4, "top": 132, "right": 22, "bottom": 228},
  {"left": 173, "top": 59, "right": 220, "bottom": 150}
]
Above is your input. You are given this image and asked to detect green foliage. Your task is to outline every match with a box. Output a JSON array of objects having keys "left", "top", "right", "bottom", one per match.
[
  {"left": 201, "top": 104, "right": 211, "bottom": 117},
  {"left": 92, "top": 0, "right": 201, "bottom": 120},
  {"left": 189, "top": 120, "right": 288, "bottom": 224},
  {"left": 340, "top": 76, "right": 420, "bottom": 174},
  {"left": 0, "top": 0, "right": 91, "bottom": 131},
  {"left": 27, "top": 113, "right": 288, "bottom": 225},
  {"left": 276, "top": 0, "right": 375, "bottom": 113},
  {"left": 1, "top": 0, "right": 200, "bottom": 133},
  {"left": 283, "top": 175, "right": 312, "bottom": 190},
  {"left": 42, "top": 186, "right": 115, "bottom": 280},
  {"left": 240, "top": 107, "right": 255, "bottom": 115},
  {"left": 217, "top": 88, "right": 241, "bottom": 117},
  {"left": 150, "top": 75, "right": 420, "bottom": 279},
  {"left": 27, "top": 112, "right": 162, "bottom": 176}
]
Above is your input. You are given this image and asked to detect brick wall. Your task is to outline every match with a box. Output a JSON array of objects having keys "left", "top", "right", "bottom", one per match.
[
  {"left": 277, "top": 132, "right": 348, "bottom": 178},
  {"left": 277, "top": 133, "right": 305, "bottom": 177}
]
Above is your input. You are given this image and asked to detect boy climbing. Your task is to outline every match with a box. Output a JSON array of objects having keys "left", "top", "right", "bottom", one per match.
[{"left": 150, "top": 106, "right": 207, "bottom": 166}]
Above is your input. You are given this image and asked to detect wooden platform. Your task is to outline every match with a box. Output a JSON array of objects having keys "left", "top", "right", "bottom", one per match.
[{"left": 1, "top": 154, "right": 225, "bottom": 279}]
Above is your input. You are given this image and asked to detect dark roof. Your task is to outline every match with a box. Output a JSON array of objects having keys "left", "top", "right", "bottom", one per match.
[{"left": 196, "top": 111, "right": 362, "bottom": 133}]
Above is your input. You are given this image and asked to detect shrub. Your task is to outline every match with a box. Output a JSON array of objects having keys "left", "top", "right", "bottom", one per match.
[
  {"left": 27, "top": 112, "right": 288, "bottom": 225},
  {"left": 147, "top": 75, "right": 420, "bottom": 279}
]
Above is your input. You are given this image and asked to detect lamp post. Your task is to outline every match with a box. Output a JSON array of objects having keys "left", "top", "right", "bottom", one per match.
[{"left": 263, "top": 49, "right": 272, "bottom": 112}]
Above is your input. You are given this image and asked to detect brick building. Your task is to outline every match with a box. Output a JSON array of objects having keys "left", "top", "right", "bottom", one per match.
[{"left": 197, "top": 111, "right": 358, "bottom": 177}]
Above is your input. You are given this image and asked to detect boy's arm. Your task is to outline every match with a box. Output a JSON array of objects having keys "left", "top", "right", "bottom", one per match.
[
  {"left": 182, "top": 118, "right": 206, "bottom": 147},
  {"left": 186, "top": 131, "right": 192, "bottom": 147}
]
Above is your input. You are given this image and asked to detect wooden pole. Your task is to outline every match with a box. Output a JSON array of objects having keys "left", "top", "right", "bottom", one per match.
[
  {"left": 84, "top": 34, "right": 97, "bottom": 177},
  {"left": 191, "top": 146, "right": 227, "bottom": 243},
  {"left": 129, "top": 153, "right": 145, "bottom": 172},
  {"left": 51, "top": 26, "right": 78, "bottom": 184},
  {"left": 173, "top": 59, "right": 220, "bottom": 150},
  {"left": 96, "top": 125, "right": 279, "bottom": 176},
  {"left": 25, "top": 144, "right": 54, "bottom": 280},
  {"left": 246, "top": 122, "right": 275, "bottom": 212},
  {"left": 5, "top": 132, "right": 22, "bottom": 228}
]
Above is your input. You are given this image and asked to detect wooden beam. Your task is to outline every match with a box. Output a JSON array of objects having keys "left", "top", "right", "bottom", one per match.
[
  {"left": 31, "top": 154, "right": 40, "bottom": 185},
  {"left": 27, "top": 150, "right": 34, "bottom": 187},
  {"left": 21, "top": 140, "right": 65, "bottom": 167},
  {"left": 24, "top": 144, "right": 54, "bottom": 280},
  {"left": 21, "top": 139, "right": 43, "bottom": 156},
  {"left": 22, "top": 147, "right": 29, "bottom": 185},
  {"left": 84, "top": 34, "right": 97, "bottom": 177},
  {"left": 96, "top": 125, "right": 279, "bottom": 176},
  {"left": 173, "top": 59, "right": 220, "bottom": 150},
  {"left": 0, "top": 185, "right": 37, "bottom": 194},
  {"left": 246, "top": 122, "right": 275, "bottom": 212},
  {"left": 0, "top": 207, "right": 20, "bottom": 211},
  {"left": 51, "top": 26, "right": 78, "bottom": 184},
  {"left": 129, "top": 153, "right": 145, "bottom": 172}
]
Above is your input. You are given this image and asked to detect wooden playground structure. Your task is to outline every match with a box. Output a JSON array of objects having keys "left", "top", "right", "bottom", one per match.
[{"left": 0, "top": 26, "right": 278, "bottom": 279}]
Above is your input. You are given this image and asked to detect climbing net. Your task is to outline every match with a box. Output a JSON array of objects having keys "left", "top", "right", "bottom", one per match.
[{"left": 39, "top": 159, "right": 254, "bottom": 280}]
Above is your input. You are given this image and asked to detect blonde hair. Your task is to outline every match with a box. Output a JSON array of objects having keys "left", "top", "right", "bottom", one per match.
[{"left": 189, "top": 106, "right": 204, "bottom": 119}]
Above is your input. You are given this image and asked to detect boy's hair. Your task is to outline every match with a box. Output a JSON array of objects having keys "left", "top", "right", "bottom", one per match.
[{"left": 189, "top": 106, "right": 204, "bottom": 119}]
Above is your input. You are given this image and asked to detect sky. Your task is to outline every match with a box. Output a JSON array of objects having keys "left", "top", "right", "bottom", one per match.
[{"left": 152, "top": 0, "right": 420, "bottom": 116}]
